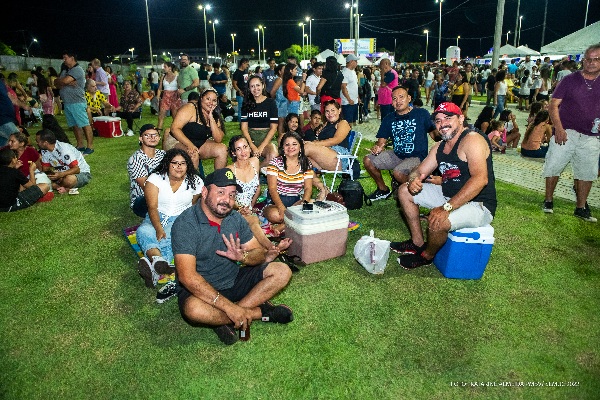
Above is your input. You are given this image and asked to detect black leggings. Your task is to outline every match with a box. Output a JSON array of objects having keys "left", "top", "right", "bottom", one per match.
[{"left": 116, "top": 111, "right": 141, "bottom": 130}]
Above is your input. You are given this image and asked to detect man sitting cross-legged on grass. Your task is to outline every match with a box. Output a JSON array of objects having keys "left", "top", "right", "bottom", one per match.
[
  {"left": 393, "top": 102, "right": 497, "bottom": 270},
  {"left": 172, "top": 168, "right": 293, "bottom": 345},
  {"left": 36, "top": 129, "right": 91, "bottom": 194}
]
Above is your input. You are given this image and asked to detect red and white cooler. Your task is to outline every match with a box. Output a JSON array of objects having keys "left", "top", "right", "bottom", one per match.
[
  {"left": 93, "top": 116, "right": 123, "bottom": 138},
  {"left": 284, "top": 201, "right": 349, "bottom": 264}
]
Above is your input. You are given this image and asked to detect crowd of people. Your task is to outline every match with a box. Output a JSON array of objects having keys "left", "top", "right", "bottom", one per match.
[{"left": 2, "top": 43, "right": 598, "bottom": 344}]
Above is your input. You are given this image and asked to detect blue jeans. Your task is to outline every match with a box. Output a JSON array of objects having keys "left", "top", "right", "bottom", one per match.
[
  {"left": 136, "top": 212, "right": 178, "bottom": 264},
  {"left": 493, "top": 95, "right": 505, "bottom": 119},
  {"left": 236, "top": 95, "right": 244, "bottom": 122}
]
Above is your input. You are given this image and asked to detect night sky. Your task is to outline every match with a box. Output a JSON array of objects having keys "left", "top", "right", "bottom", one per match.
[{"left": 2, "top": 0, "right": 598, "bottom": 62}]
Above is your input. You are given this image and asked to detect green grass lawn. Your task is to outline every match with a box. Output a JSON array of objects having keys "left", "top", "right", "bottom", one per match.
[{"left": 0, "top": 112, "right": 598, "bottom": 399}]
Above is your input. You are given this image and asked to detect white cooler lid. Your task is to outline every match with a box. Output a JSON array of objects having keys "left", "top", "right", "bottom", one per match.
[{"left": 93, "top": 116, "right": 121, "bottom": 122}]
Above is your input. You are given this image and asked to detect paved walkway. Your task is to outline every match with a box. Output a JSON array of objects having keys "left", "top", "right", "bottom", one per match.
[{"left": 355, "top": 101, "right": 599, "bottom": 208}]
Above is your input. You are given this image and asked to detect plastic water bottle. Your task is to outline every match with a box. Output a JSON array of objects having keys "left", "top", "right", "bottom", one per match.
[{"left": 369, "top": 230, "right": 376, "bottom": 264}]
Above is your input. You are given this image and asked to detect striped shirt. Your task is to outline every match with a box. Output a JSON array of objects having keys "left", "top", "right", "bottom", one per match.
[
  {"left": 266, "top": 156, "right": 313, "bottom": 197},
  {"left": 127, "top": 148, "right": 165, "bottom": 208}
]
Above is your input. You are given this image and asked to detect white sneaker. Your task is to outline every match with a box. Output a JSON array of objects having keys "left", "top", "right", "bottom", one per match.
[{"left": 126, "top": 129, "right": 134, "bottom": 136}]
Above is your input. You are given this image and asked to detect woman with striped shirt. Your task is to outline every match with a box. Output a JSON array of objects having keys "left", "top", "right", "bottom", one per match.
[{"left": 262, "top": 132, "right": 313, "bottom": 234}]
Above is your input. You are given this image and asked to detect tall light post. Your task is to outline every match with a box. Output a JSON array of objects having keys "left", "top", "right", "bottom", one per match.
[
  {"left": 436, "top": 0, "right": 443, "bottom": 62},
  {"left": 26, "top": 38, "right": 37, "bottom": 57},
  {"left": 305, "top": 17, "right": 313, "bottom": 57},
  {"left": 259, "top": 25, "right": 266, "bottom": 64},
  {"left": 584, "top": 0, "right": 590, "bottom": 27},
  {"left": 210, "top": 20, "right": 218, "bottom": 58},
  {"left": 424, "top": 30, "right": 429, "bottom": 63},
  {"left": 355, "top": 12, "right": 362, "bottom": 56},
  {"left": 254, "top": 28, "right": 261, "bottom": 62},
  {"left": 506, "top": 31, "right": 510, "bottom": 45},
  {"left": 517, "top": 15, "right": 523, "bottom": 47},
  {"left": 514, "top": 0, "right": 521, "bottom": 46},
  {"left": 231, "top": 33, "right": 236, "bottom": 63},
  {"left": 456, "top": 35, "right": 460, "bottom": 47},
  {"left": 345, "top": 2, "right": 356, "bottom": 49},
  {"left": 130, "top": 47, "right": 135, "bottom": 60},
  {"left": 144, "top": 0, "right": 155, "bottom": 69},
  {"left": 198, "top": 4, "right": 211, "bottom": 62},
  {"left": 298, "top": 23, "right": 305, "bottom": 60}
]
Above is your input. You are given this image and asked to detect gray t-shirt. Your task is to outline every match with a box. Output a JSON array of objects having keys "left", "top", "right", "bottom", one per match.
[
  {"left": 172, "top": 203, "right": 253, "bottom": 291},
  {"left": 59, "top": 64, "right": 86, "bottom": 104}
]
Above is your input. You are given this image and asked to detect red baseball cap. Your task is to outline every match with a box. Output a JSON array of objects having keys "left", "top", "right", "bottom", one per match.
[{"left": 432, "top": 102, "right": 463, "bottom": 118}]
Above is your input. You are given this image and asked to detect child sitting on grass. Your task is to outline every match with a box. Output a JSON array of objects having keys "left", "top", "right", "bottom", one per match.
[
  {"left": 0, "top": 148, "right": 50, "bottom": 212},
  {"left": 487, "top": 119, "right": 507, "bottom": 153}
]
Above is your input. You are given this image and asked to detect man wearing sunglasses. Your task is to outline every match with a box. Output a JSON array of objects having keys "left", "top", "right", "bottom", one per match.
[{"left": 127, "top": 124, "right": 165, "bottom": 217}]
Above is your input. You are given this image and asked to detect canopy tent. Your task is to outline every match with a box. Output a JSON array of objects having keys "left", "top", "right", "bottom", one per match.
[
  {"left": 516, "top": 45, "right": 541, "bottom": 56},
  {"left": 315, "top": 49, "right": 336, "bottom": 62},
  {"left": 541, "top": 20, "right": 600, "bottom": 55},
  {"left": 483, "top": 44, "right": 521, "bottom": 58},
  {"left": 336, "top": 53, "right": 346, "bottom": 65},
  {"left": 357, "top": 55, "right": 372, "bottom": 66}
]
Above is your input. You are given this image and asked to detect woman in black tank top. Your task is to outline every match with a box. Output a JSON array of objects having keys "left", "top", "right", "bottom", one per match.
[{"left": 170, "top": 88, "right": 228, "bottom": 171}]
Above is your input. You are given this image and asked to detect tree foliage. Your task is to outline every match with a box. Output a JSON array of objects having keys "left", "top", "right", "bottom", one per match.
[
  {"left": 0, "top": 41, "right": 17, "bottom": 56},
  {"left": 395, "top": 40, "right": 423, "bottom": 63},
  {"left": 279, "top": 44, "right": 320, "bottom": 63}
]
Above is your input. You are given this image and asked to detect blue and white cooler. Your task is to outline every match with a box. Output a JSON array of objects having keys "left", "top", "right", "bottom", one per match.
[{"left": 433, "top": 225, "right": 495, "bottom": 280}]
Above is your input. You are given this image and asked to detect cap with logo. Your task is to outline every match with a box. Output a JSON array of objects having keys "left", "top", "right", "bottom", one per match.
[
  {"left": 204, "top": 168, "right": 243, "bottom": 192},
  {"left": 431, "top": 102, "right": 463, "bottom": 119}
]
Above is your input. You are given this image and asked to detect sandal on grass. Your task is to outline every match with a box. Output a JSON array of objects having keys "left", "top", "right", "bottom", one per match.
[
  {"left": 277, "top": 253, "right": 300, "bottom": 273},
  {"left": 279, "top": 253, "right": 306, "bottom": 267}
]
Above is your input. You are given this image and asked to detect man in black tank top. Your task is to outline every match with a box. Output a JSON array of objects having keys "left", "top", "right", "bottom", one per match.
[{"left": 393, "top": 102, "right": 497, "bottom": 270}]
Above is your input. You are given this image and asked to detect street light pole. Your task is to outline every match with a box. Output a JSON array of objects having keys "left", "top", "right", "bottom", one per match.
[
  {"left": 27, "top": 38, "right": 37, "bottom": 57},
  {"left": 255, "top": 28, "right": 261, "bottom": 63},
  {"left": 424, "top": 30, "right": 429, "bottom": 63},
  {"left": 211, "top": 20, "right": 218, "bottom": 59},
  {"left": 231, "top": 33, "right": 236, "bottom": 63},
  {"left": 585, "top": 0, "right": 590, "bottom": 27},
  {"left": 506, "top": 31, "right": 510, "bottom": 45},
  {"left": 354, "top": 1, "right": 360, "bottom": 56},
  {"left": 456, "top": 35, "right": 460, "bottom": 47},
  {"left": 436, "top": 0, "right": 443, "bottom": 62},
  {"left": 298, "top": 23, "right": 305, "bottom": 60},
  {"left": 144, "top": 0, "right": 154, "bottom": 69},
  {"left": 514, "top": 0, "right": 521, "bottom": 46},
  {"left": 198, "top": 4, "right": 211, "bottom": 62},
  {"left": 305, "top": 17, "right": 312, "bottom": 58},
  {"left": 130, "top": 47, "right": 135, "bottom": 60},
  {"left": 517, "top": 15, "right": 523, "bottom": 47},
  {"left": 259, "top": 25, "right": 266, "bottom": 64}
]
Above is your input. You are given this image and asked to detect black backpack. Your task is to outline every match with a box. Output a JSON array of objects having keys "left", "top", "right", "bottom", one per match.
[{"left": 337, "top": 178, "right": 372, "bottom": 210}]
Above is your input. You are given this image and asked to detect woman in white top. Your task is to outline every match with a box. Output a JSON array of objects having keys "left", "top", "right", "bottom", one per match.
[
  {"left": 156, "top": 62, "right": 181, "bottom": 131},
  {"left": 517, "top": 69, "right": 533, "bottom": 111},
  {"left": 136, "top": 148, "right": 203, "bottom": 287},
  {"left": 493, "top": 70, "right": 508, "bottom": 119},
  {"left": 226, "top": 135, "right": 292, "bottom": 253},
  {"left": 533, "top": 67, "right": 551, "bottom": 102}
]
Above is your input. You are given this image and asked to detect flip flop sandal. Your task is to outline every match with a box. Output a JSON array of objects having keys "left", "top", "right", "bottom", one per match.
[
  {"left": 277, "top": 254, "right": 300, "bottom": 273},
  {"left": 279, "top": 253, "right": 306, "bottom": 267}
]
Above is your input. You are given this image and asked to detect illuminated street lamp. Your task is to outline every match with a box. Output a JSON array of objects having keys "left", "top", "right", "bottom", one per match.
[
  {"left": 254, "top": 28, "right": 261, "bottom": 62},
  {"left": 129, "top": 47, "right": 135, "bottom": 59},
  {"left": 26, "top": 38, "right": 37, "bottom": 57},
  {"left": 424, "top": 30, "right": 429, "bottom": 63},
  {"left": 506, "top": 31, "right": 511, "bottom": 45},
  {"left": 298, "top": 22, "right": 305, "bottom": 60},
  {"left": 305, "top": 17, "right": 313, "bottom": 56},
  {"left": 456, "top": 35, "right": 460, "bottom": 47},
  {"left": 231, "top": 33, "right": 236, "bottom": 63},
  {"left": 210, "top": 20, "right": 219, "bottom": 58},
  {"left": 198, "top": 4, "right": 211, "bottom": 61},
  {"left": 259, "top": 25, "right": 266, "bottom": 64},
  {"left": 517, "top": 15, "right": 523, "bottom": 47}
]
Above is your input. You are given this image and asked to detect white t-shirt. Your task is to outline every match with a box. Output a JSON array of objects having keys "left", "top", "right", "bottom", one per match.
[
  {"left": 146, "top": 173, "right": 203, "bottom": 216},
  {"left": 306, "top": 73, "right": 321, "bottom": 105},
  {"left": 426, "top": 71, "right": 435, "bottom": 81},
  {"left": 151, "top": 71, "right": 159, "bottom": 85},
  {"left": 519, "top": 77, "right": 533, "bottom": 95},
  {"left": 341, "top": 67, "right": 359, "bottom": 105},
  {"left": 40, "top": 141, "right": 91, "bottom": 174}
]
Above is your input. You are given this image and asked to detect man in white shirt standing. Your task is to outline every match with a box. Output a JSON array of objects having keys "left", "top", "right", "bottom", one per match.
[
  {"left": 305, "top": 62, "right": 323, "bottom": 112},
  {"left": 341, "top": 54, "right": 359, "bottom": 127}
]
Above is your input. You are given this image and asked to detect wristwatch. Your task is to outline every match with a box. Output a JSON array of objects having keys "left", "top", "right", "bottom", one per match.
[{"left": 443, "top": 202, "right": 453, "bottom": 212}]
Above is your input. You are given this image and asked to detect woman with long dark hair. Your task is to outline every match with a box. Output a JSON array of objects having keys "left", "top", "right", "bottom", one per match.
[
  {"left": 136, "top": 148, "right": 203, "bottom": 288},
  {"left": 303, "top": 100, "right": 352, "bottom": 172},
  {"left": 262, "top": 132, "right": 313, "bottom": 235},
  {"left": 47, "top": 67, "right": 61, "bottom": 114},
  {"left": 473, "top": 105, "right": 495, "bottom": 133},
  {"left": 156, "top": 61, "right": 181, "bottom": 132},
  {"left": 282, "top": 63, "right": 306, "bottom": 117},
  {"left": 170, "top": 88, "right": 228, "bottom": 171},
  {"left": 493, "top": 69, "right": 508, "bottom": 119},
  {"left": 241, "top": 75, "right": 278, "bottom": 167},
  {"left": 316, "top": 56, "right": 344, "bottom": 113},
  {"left": 521, "top": 110, "right": 552, "bottom": 158}
]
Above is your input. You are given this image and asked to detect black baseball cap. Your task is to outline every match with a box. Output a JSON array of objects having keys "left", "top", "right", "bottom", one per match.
[
  {"left": 139, "top": 124, "right": 158, "bottom": 135},
  {"left": 204, "top": 168, "right": 243, "bottom": 192}
]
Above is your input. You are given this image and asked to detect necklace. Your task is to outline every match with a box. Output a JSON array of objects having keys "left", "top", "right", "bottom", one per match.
[{"left": 582, "top": 72, "right": 599, "bottom": 90}]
